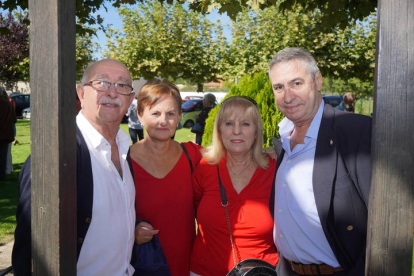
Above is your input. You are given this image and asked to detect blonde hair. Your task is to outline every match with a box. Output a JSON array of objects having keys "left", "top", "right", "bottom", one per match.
[{"left": 202, "top": 96, "right": 269, "bottom": 169}]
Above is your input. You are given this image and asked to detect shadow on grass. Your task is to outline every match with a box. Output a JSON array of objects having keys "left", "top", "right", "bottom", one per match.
[{"left": 0, "top": 164, "right": 22, "bottom": 243}]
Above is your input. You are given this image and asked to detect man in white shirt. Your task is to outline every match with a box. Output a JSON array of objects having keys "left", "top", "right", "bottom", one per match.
[
  {"left": 268, "top": 48, "right": 372, "bottom": 276},
  {"left": 13, "top": 59, "right": 137, "bottom": 276}
]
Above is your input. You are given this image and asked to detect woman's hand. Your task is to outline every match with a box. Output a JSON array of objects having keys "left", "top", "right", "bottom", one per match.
[
  {"left": 135, "top": 221, "right": 160, "bottom": 245},
  {"left": 263, "top": 147, "right": 277, "bottom": 161}
]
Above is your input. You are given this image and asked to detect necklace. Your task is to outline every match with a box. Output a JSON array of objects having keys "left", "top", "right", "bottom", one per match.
[{"left": 227, "top": 159, "right": 252, "bottom": 184}]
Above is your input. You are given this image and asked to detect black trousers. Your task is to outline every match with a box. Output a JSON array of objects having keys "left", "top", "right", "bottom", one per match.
[
  {"left": 0, "top": 140, "right": 9, "bottom": 181},
  {"left": 129, "top": 128, "right": 144, "bottom": 144}
]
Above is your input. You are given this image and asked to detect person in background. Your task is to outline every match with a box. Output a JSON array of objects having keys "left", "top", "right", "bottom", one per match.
[
  {"left": 13, "top": 59, "right": 137, "bottom": 275},
  {"left": 268, "top": 47, "right": 371, "bottom": 276},
  {"left": 335, "top": 92, "right": 355, "bottom": 113},
  {"left": 127, "top": 95, "right": 144, "bottom": 144},
  {"left": 190, "top": 96, "right": 278, "bottom": 276},
  {"left": 130, "top": 80, "right": 202, "bottom": 276},
  {"left": 195, "top": 93, "right": 216, "bottom": 145},
  {"left": 0, "top": 87, "right": 16, "bottom": 181}
]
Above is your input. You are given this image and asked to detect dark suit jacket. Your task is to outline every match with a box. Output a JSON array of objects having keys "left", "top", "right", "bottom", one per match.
[
  {"left": 270, "top": 104, "right": 372, "bottom": 276},
  {"left": 12, "top": 127, "right": 94, "bottom": 276}
]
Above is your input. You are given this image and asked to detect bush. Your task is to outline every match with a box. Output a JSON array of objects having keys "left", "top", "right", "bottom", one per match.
[{"left": 202, "top": 71, "right": 284, "bottom": 147}]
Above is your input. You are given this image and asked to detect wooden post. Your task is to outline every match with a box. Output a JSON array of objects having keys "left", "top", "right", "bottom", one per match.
[
  {"left": 29, "top": 0, "right": 77, "bottom": 275},
  {"left": 366, "top": 0, "right": 414, "bottom": 275}
]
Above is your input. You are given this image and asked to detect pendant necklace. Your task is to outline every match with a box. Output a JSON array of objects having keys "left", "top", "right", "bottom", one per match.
[{"left": 227, "top": 159, "right": 252, "bottom": 184}]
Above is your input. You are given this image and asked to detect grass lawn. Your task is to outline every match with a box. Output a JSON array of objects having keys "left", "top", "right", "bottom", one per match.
[
  {"left": 0, "top": 120, "right": 195, "bottom": 244},
  {"left": 0, "top": 120, "right": 31, "bottom": 244}
]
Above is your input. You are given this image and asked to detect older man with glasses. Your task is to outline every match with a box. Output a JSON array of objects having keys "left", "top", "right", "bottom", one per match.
[{"left": 13, "top": 59, "right": 137, "bottom": 276}]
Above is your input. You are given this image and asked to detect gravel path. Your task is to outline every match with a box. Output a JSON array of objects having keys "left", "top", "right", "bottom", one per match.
[{"left": 0, "top": 240, "right": 13, "bottom": 273}]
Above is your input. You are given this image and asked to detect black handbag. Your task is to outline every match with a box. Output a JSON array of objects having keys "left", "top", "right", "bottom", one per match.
[
  {"left": 217, "top": 166, "right": 277, "bottom": 276},
  {"left": 191, "top": 122, "right": 204, "bottom": 134}
]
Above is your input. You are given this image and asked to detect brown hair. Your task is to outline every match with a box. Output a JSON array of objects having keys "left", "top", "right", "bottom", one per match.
[{"left": 137, "top": 79, "right": 182, "bottom": 116}]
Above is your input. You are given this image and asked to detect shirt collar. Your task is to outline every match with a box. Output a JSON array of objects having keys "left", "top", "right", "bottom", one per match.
[
  {"left": 278, "top": 99, "right": 325, "bottom": 141},
  {"left": 76, "top": 111, "right": 131, "bottom": 150}
]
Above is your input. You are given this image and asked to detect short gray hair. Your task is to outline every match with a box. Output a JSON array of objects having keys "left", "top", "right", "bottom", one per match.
[
  {"left": 268, "top": 47, "right": 320, "bottom": 80},
  {"left": 204, "top": 93, "right": 216, "bottom": 105}
]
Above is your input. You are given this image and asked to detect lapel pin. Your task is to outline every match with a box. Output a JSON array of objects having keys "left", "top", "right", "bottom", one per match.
[{"left": 330, "top": 139, "right": 334, "bottom": 146}]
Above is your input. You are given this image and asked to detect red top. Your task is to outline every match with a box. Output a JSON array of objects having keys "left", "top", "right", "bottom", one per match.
[
  {"left": 133, "top": 142, "right": 202, "bottom": 276},
  {"left": 191, "top": 157, "right": 278, "bottom": 276}
]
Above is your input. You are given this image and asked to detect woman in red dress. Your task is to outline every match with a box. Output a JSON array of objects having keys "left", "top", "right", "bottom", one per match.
[
  {"left": 129, "top": 80, "right": 202, "bottom": 276},
  {"left": 190, "top": 96, "right": 279, "bottom": 276}
]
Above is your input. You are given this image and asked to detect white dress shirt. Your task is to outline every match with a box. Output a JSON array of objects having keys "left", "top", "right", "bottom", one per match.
[
  {"left": 274, "top": 101, "right": 340, "bottom": 267},
  {"left": 76, "top": 112, "right": 136, "bottom": 276}
]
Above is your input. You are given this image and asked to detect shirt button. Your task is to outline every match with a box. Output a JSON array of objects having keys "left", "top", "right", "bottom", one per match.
[
  {"left": 85, "top": 218, "right": 91, "bottom": 224},
  {"left": 279, "top": 234, "right": 284, "bottom": 238},
  {"left": 283, "top": 184, "right": 287, "bottom": 188},
  {"left": 347, "top": 225, "right": 354, "bottom": 231},
  {"left": 287, "top": 160, "right": 292, "bottom": 163},
  {"left": 278, "top": 209, "right": 282, "bottom": 213}
]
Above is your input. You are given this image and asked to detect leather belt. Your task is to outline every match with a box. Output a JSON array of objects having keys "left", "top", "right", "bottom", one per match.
[{"left": 285, "top": 258, "right": 344, "bottom": 275}]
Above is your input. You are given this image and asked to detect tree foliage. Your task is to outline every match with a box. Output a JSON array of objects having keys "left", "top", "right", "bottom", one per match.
[
  {"left": 322, "top": 77, "right": 374, "bottom": 99},
  {"left": 0, "top": 11, "right": 99, "bottom": 88},
  {"left": 1, "top": 0, "right": 377, "bottom": 35},
  {"left": 278, "top": 0, "right": 377, "bottom": 31},
  {"left": 105, "top": 2, "right": 228, "bottom": 91},
  {"left": 226, "top": 5, "right": 376, "bottom": 97},
  {"left": 75, "top": 30, "right": 101, "bottom": 81},
  {"left": 202, "top": 71, "right": 283, "bottom": 147},
  {"left": 0, "top": 11, "right": 29, "bottom": 90}
]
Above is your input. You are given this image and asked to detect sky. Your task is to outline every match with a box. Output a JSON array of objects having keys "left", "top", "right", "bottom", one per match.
[{"left": 91, "top": 2, "right": 233, "bottom": 59}]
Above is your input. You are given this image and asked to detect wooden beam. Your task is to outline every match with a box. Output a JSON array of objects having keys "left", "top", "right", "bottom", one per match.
[
  {"left": 366, "top": 0, "right": 414, "bottom": 275},
  {"left": 29, "top": 0, "right": 77, "bottom": 275}
]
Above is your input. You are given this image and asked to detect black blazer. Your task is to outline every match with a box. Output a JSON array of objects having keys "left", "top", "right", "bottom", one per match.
[
  {"left": 12, "top": 127, "right": 94, "bottom": 276},
  {"left": 270, "top": 104, "right": 372, "bottom": 276}
]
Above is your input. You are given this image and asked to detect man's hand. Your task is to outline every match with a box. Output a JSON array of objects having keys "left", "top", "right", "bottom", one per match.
[{"left": 135, "top": 221, "right": 159, "bottom": 245}]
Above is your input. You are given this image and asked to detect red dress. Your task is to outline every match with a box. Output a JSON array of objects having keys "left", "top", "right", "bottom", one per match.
[
  {"left": 191, "top": 157, "right": 278, "bottom": 276},
  {"left": 133, "top": 142, "right": 202, "bottom": 276}
]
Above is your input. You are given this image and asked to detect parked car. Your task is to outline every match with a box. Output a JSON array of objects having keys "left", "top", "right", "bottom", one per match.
[
  {"left": 180, "top": 99, "right": 203, "bottom": 128},
  {"left": 22, "top": 107, "right": 31, "bottom": 120},
  {"left": 322, "top": 95, "right": 343, "bottom": 108},
  {"left": 184, "top": 95, "right": 203, "bottom": 100},
  {"left": 11, "top": 93, "right": 30, "bottom": 118}
]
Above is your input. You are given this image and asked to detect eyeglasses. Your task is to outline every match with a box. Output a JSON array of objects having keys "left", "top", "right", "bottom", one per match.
[
  {"left": 84, "top": 80, "right": 134, "bottom": 95},
  {"left": 222, "top": 95, "right": 257, "bottom": 106}
]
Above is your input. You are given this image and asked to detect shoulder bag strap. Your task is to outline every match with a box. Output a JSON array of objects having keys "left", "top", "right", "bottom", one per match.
[
  {"left": 126, "top": 148, "right": 135, "bottom": 182},
  {"left": 217, "top": 165, "right": 241, "bottom": 265},
  {"left": 180, "top": 143, "right": 193, "bottom": 173}
]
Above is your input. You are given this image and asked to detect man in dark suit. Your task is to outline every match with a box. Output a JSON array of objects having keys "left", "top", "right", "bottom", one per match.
[{"left": 268, "top": 47, "right": 371, "bottom": 276}]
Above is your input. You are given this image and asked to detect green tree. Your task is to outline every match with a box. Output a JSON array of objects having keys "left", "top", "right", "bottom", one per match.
[
  {"left": 1, "top": 0, "right": 377, "bottom": 35},
  {"left": 322, "top": 77, "right": 374, "bottom": 99},
  {"left": 105, "top": 2, "right": 228, "bottom": 92},
  {"left": 76, "top": 30, "right": 101, "bottom": 81},
  {"left": 228, "top": 5, "right": 376, "bottom": 83},
  {"left": 202, "top": 71, "right": 283, "bottom": 147}
]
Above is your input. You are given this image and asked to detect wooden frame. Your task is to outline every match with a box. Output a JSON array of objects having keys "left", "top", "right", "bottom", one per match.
[{"left": 29, "top": 0, "right": 77, "bottom": 274}]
